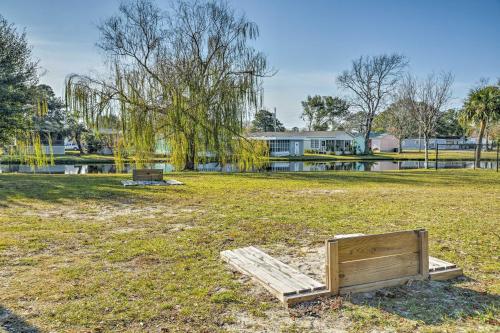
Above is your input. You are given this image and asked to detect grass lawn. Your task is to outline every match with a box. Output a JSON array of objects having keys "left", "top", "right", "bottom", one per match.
[{"left": 0, "top": 170, "right": 498, "bottom": 332}]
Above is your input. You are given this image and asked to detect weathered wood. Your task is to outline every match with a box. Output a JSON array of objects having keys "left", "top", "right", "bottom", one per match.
[
  {"left": 429, "top": 256, "right": 457, "bottom": 271},
  {"left": 221, "top": 230, "right": 463, "bottom": 307},
  {"left": 429, "top": 267, "right": 463, "bottom": 281},
  {"left": 247, "top": 247, "right": 325, "bottom": 290},
  {"left": 132, "top": 169, "right": 163, "bottom": 181},
  {"left": 284, "top": 290, "right": 334, "bottom": 307},
  {"left": 221, "top": 250, "right": 297, "bottom": 299},
  {"left": 326, "top": 240, "right": 339, "bottom": 294},
  {"left": 235, "top": 247, "right": 324, "bottom": 292},
  {"left": 337, "top": 230, "right": 420, "bottom": 262},
  {"left": 419, "top": 230, "right": 429, "bottom": 279},
  {"left": 339, "top": 252, "right": 420, "bottom": 287},
  {"left": 339, "top": 274, "right": 424, "bottom": 295},
  {"left": 221, "top": 246, "right": 326, "bottom": 301}
]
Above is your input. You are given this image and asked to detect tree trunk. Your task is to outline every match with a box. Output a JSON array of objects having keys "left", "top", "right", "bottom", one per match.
[
  {"left": 418, "top": 126, "right": 422, "bottom": 152},
  {"left": 398, "top": 138, "right": 403, "bottom": 154},
  {"left": 184, "top": 139, "right": 196, "bottom": 170},
  {"left": 75, "top": 133, "right": 84, "bottom": 155},
  {"left": 363, "top": 131, "right": 370, "bottom": 155},
  {"left": 424, "top": 134, "right": 429, "bottom": 169},
  {"left": 475, "top": 120, "right": 486, "bottom": 168}
]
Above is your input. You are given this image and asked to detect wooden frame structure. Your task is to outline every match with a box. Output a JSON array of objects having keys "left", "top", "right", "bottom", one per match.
[
  {"left": 326, "top": 229, "right": 429, "bottom": 295},
  {"left": 222, "top": 229, "right": 463, "bottom": 307}
]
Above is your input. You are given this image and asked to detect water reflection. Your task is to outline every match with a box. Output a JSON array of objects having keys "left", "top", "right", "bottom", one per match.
[{"left": 0, "top": 160, "right": 497, "bottom": 174}]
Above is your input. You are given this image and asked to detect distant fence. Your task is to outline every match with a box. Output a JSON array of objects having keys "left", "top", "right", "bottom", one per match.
[{"left": 434, "top": 142, "right": 499, "bottom": 172}]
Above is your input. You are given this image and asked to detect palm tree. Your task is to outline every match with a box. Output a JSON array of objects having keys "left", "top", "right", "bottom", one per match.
[{"left": 460, "top": 86, "right": 500, "bottom": 167}]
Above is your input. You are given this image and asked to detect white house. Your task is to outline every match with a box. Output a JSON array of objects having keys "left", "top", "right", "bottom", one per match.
[{"left": 247, "top": 131, "right": 356, "bottom": 156}]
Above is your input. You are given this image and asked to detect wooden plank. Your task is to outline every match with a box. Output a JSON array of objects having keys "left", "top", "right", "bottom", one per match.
[
  {"left": 419, "top": 230, "right": 429, "bottom": 278},
  {"left": 133, "top": 169, "right": 163, "bottom": 181},
  {"left": 221, "top": 250, "right": 298, "bottom": 298},
  {"left": 233, "top": 248, "right": 315, "bottom": 294},
  {"left": 228, "top": 249, "right": 305, "bottom": 295},
  {"left": 333, "top": 233, "right": 365, "bottom": 239},
  {"left": 284, "top": 290, "right": 334, "bottom": 307},
  {"left": 327, "top": 240, "right": 339, "bottom": 294},
  {"left": 339, "top": 274, "right": 423, "bottom": 295},
  {"left": 240, "top": 246, "right": 325, "bottom": 291},
  {"left": 337, "top": 230, "right": 420, "bottom": 262},
  {"left": 429, "top": 267, "right": 463, "bottom": 281},
  {"left": 429, "top": 256, "right": 457, "bottom": 272},
  {"left": 339, "top": 252, "right": 420, "bottom": 287}
]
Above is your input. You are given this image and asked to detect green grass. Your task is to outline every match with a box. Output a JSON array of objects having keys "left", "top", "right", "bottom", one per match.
[{"left": 0, "top": 170, "right": 498, "bottom": 332}]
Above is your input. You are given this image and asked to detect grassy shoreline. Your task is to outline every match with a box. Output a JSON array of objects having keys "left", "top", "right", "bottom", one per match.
[
  {"left": 0, "top": 170, "right": 498, "bottom": 332},
  {"left": 1, "top": 150, "right": 497, "bottom": 165}
]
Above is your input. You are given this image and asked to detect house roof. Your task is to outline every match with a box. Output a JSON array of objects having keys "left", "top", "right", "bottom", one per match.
[{"left": 247, "top": 131, "right": 354, "bottom": 139}]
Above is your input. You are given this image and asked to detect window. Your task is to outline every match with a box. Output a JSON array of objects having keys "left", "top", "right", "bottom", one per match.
[
  {"left": 269, "top": 140, "right": 289, "bottom": 153},
  {"left": 311, "top": 139, "right": 320, "bottom": 149}
]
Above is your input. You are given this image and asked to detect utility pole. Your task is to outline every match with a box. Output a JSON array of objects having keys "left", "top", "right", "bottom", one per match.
[{"left": 273, "top": 107, "right": 277, "bottom": 132}]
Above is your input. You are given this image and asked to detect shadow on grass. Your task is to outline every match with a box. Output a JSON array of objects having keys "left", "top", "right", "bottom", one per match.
[
  {"left": 0, "top": 305, "right": 39, "bottom": 333},
  {"left": 233, "top": 169, "right": 497, "bottom": 187},
  {"left": 0, "top": 174, "right": 182, "bottom": 204},
  {"left": 350, "top": 279, "right": 500, "bottom": 325}
]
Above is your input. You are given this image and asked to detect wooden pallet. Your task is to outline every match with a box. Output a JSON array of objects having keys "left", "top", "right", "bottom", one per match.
[{"left": 221, "top": 246, "right": 327, "bottom": 304}]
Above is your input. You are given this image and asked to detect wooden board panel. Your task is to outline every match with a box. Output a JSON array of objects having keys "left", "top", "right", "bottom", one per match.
[
  {"left": 133, "top": 169, "right": 163, "bottom": 181},
  {"left": 221, "top": 247, "right": 326, "bottom": 300},
  {"left": 241, "top": 246, "right": 325, "bottom": 290},
  {"left": 235, "top": 247, "right": 325, "bottom": 291},
  {"left": 337, "top": 230, "right": 420, "bottom": 262},
  {"left": 221, "top": 250, "right": 298, "bottom": 298},
  {"left": 339, "top": 274, "right": 423, "bottom": 295},
  {"left": 339, "top": 252, "right": 420, "bottom": 287}
]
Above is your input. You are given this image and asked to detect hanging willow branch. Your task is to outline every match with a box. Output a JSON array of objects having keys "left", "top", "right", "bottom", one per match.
[{"left": 66, "top": 0, "right": 274, "bottom": 170}]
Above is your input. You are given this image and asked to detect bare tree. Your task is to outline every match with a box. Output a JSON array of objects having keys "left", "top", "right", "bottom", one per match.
[
  {"left": 337, "top": 54, "right": 408, "bottom": 153},
  {"left": 401, "top": 72, "right": 454, "bottom": 168},
  {"left": 380, "top": 99, "right": 418, "bottom": 153}
]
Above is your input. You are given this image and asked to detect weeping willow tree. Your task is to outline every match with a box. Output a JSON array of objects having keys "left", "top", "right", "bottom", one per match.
[{"left": 66, "top": 0, "right": 272, "bottom": 170}]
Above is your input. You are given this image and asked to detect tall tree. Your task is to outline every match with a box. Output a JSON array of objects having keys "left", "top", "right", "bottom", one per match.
[
  {"left": 0, "top": 15, "right": 39, "bottom": 146},
  {"left": 401, "top": 72, "right": 454, "bottom": 167},
  {"left": 251, "top": 109, "right": 285, "bottom": 132},
  {"left": 301, "top": 95, "right": 349, "bottom": 131},
  {"left": 460, "top": 85, "right": 500, "bottom": 167},
  {"left": 337, "top": 54, "right": 408, "bottom": 154},
  {"left": 380, "top": 100, "right": 418, "bottom": 153},
  {"left": 435, "top": 109, "right": 466, "bottom": 137},
  {"left": 66, "top": 0, "right": 271, "bottom": 170}
]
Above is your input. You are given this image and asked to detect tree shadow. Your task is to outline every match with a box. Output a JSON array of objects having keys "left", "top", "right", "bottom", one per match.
[
  {"left": 0, "top": 305, "right": 40, "bottom": 333},
  {"left": 349, "top": 279, "right": 500, "bottom": 325},
  {"left": 0, "top": 174, "right": 186, "bottom": 204}
]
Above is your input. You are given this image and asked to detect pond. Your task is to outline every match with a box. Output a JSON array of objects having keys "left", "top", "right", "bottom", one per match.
[{"left": 0, "top": 160, "right": 497, "bottom": 174}]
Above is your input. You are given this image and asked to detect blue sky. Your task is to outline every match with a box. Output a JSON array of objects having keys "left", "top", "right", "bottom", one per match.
[{"left": 1, "top": 0, "right": 499, "bottom": 127}]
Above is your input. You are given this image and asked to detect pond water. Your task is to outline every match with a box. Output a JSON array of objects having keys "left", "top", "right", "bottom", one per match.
[{"left": 0, "top": 160, "right": 497, "bottom": 174}]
